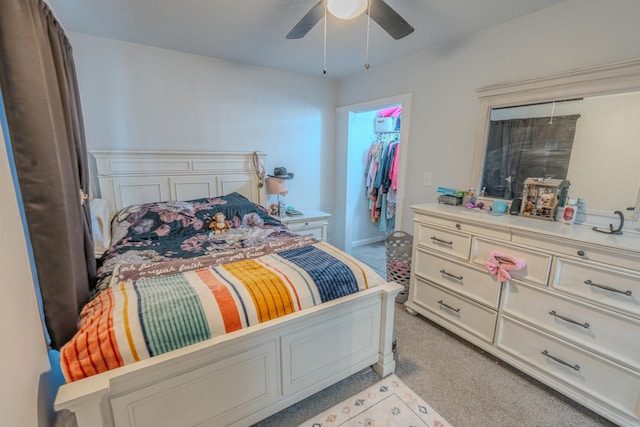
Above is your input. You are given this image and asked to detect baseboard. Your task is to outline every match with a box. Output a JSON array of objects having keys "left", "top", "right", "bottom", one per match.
[{"left": 352, "top": 237, "right": 386, "bottom": 248}]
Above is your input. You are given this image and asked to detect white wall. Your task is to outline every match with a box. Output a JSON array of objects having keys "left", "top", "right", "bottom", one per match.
[
  {"left": 69, "top": 33, "right": 339, "bottom": 221},
  {"left": 0, "top": 127, "right": 53, "bottom": 425},
  {"left": 337, "top": 0, "right": 640, "bottom": 231}
]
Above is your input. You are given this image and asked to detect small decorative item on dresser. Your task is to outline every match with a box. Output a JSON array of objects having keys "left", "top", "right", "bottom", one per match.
[
  {"left": 561, "top": 199, "right": 577, "bottom": 224},
  {"left": 438, "top": 194, "right": 461, "bottom": 205},
  {"left": 520, "top": 177, "right": 570, "bottom": 221},
  {"left": 437, "top": 187, "right": 464, "bottom": 205}
]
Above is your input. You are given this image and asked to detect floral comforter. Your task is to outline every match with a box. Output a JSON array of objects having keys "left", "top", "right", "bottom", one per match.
[{"left": 94, "top": 192, "right": 305, "bottom": 293}]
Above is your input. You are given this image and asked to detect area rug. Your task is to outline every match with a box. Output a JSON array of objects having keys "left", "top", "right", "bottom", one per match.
[{"left": 298, "top": 374, "right": 452, "bottom": 427}]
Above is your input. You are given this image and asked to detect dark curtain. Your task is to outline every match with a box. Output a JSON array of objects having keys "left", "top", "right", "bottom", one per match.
[
  {"left": 481, "top": 115, "right": 580, "bottom": 199},
  {"left": 0, "top": 0, "right": 95, "bottom": 349}
]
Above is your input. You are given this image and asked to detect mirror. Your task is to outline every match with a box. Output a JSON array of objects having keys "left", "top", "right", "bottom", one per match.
[{"left": 471, "top": 59, "right": 640, "bottom": 221}]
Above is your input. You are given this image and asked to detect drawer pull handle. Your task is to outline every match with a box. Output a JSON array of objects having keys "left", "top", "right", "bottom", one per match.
[
  {"left": 440, "top": 269, "right": 463, "bottom": 281},
  {"left": 577, "top": 250, "right": 585, "bottom": 257},
  {"left": 431, "top": 236, "right": 453, "bottom": 247},
  {"left": 584, "top": 280, "right": 632, "bottom": 297},
  {"left": 437, "top": 300, "right": 460, "bottom": 313},
  {"left": 541, "top": 350, "right": 580, "bottom": 371},
  {"left": 549, "top": 310, "right": 590, "bottom": 329}
]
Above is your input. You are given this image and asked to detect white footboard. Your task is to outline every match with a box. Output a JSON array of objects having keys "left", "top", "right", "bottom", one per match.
[{"left": 55, "top": 282, "right": 402, "bottom": 427}]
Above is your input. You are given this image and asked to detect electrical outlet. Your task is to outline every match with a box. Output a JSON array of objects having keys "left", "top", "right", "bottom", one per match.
[{"left": 423, "top": 172, "right": 432, "bottom": 187}]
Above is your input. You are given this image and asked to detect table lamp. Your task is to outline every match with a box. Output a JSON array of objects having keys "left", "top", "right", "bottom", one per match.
[{"left": 267, "top": 177, "right": 288, "bottom": 218}]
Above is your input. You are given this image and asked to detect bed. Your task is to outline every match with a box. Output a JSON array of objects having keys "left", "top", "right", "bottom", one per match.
[{"left": 54, "top": 150, "right": 402, "bottom": 427}]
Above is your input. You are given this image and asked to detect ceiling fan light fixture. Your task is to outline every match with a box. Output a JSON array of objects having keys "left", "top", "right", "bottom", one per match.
[{"left": 327, "top": 0, "right": 368, "bottom": 20}]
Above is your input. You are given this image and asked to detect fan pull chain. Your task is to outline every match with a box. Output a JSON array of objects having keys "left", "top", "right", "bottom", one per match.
[
  {"left": 364, "top": 0, "right": 371, "bottom": 70},
  {"left": 323, "top": 3, "right": 327, "bottom": 75}
]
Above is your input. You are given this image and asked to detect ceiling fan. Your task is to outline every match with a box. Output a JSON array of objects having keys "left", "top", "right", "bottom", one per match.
[{"left": 286, "top": 0, "right": 414, "bottom": 40}]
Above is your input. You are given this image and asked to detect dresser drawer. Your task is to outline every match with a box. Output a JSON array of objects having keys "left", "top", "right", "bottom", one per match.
[
  {"left": 502, "top": 280, "right": 640, "bottom": 371},
  {"left": 512, "top": 230, "right": 640, "bottom": 271},
  {"left": 552, "top": 258, "right": 640, "bottom": 319},
  {"left": 414, "top": 249, "right": 501, "bottom": 308},
  {"left": 414, "top": 211, "right": 510, "bottom": 241},
  {"left": 497, "top": 317, "right": 640, "bottom": 423},
  {"left": 471, "top": 238, "right": 552, "bottom": 286},
  {"left": 415, "top": 223, "right": 471, "bottom": 261},
  {"left": 413, "top": 277, "right": 497, "bottom": 343}
]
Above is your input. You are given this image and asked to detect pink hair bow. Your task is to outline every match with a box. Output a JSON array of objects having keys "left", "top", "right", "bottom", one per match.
[{"left": 484, "top": 251, "right": 526, "bottom": 282}]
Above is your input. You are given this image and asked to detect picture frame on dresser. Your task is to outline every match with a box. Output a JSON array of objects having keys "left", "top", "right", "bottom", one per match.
[{"left": 519, "top": 178, "right": 569, "bottom": 221}]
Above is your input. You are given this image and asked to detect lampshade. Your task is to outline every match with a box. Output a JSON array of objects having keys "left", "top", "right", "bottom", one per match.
[
  {"left": 327, "top": 0, "right": 367, "bottom": 20},
  {"left": 267, "top": 177, "right": 288, "bottom": 195}
]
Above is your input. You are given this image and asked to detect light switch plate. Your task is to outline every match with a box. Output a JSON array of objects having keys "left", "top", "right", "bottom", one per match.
[{"left": 423, "top": 172, "right": 432, "bottom": 187}]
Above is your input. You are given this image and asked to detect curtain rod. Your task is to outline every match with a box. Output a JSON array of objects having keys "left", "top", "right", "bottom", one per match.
[{"left": 493, "top": 97, "right": 584, "bottom": 110}]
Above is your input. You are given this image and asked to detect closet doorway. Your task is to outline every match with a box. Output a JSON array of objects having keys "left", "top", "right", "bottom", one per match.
[{"left": 334, "top": 93, "right": 412, "bottom": 253}]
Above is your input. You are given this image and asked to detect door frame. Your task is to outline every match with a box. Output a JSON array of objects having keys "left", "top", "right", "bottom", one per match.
[{"left": 335, "top": 93, "right": 412, "bottom": 253}]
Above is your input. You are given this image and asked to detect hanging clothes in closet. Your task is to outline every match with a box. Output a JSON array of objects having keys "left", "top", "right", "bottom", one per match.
[{"left": 365, "top": 107, "right": 401, "bottom": 234}]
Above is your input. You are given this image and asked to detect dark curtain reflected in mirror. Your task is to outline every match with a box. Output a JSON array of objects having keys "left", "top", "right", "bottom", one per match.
[{"left": 481, "top": 114, "right": 580, "bottom": 199}]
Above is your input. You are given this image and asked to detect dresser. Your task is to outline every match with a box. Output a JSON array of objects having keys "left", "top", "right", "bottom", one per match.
[
  {"left": 405, "top": 203, "right": 640, "bottom": 426},
  {"left": 274, "top": 210, "right": 330, "bottom": 241}
]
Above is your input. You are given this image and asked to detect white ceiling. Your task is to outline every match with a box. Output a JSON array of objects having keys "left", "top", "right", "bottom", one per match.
[{"left": 47, "top": 0, "right": 568, "bottom": 79}]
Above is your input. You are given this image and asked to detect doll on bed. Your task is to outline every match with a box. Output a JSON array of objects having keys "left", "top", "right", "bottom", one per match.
[{"left": 210, "top": 212, "right": 229, "bottom": 234}]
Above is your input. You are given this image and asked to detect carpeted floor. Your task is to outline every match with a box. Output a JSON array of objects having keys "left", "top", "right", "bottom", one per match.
[{"left": 253, "top": 242, "right": 616, "bottom": 427}]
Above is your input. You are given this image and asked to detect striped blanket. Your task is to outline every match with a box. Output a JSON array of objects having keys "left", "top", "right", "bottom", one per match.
[{"left": 61, "top": 242, "right": 386, "bottom": 382}]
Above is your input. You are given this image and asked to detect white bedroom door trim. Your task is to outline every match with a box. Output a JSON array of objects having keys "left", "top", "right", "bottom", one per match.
[{"left": 335, "top": 93, "right": 412, "bottom": 253}]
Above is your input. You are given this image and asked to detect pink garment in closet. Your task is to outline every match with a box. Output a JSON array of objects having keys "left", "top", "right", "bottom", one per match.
[{"left": 378, "top": 106, "right": 402, "bottom": 118}]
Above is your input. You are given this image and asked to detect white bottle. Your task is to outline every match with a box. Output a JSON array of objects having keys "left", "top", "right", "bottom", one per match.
[{"left": 562, "top": 199, "right": 577, "bottom": 224}]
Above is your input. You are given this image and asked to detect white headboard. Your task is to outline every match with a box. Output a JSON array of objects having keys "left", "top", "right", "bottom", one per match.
[{"left": 90, "top": 150, "right": 267, "bottom": 216}]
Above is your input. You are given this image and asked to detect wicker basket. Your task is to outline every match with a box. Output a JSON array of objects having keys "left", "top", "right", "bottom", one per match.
[{"left": 385, "top": 231, "right": 413, "bottom": 303}]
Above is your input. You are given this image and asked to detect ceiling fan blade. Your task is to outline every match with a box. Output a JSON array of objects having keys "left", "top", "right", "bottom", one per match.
[
  {"left": 286, "top": 1, "right": 325, "bottom": 39},
  {"left": 367, "top": 0, "right": 414, "bottom": 40}
]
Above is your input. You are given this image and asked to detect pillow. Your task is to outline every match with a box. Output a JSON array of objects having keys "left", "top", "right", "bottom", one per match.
[
  {"left": 90, "top": 198, "right": 111, "bottom": 257},
  {"left": 110, "top": 192, "right": 281, "bottom": 242},
  {"left": 200, "top": 192, "right": 279, "bottom": 227}
]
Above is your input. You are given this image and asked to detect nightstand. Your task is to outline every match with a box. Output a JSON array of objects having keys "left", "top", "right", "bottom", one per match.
[{"left": 274, "top": 210, "right": 330, "bottom": 241}]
